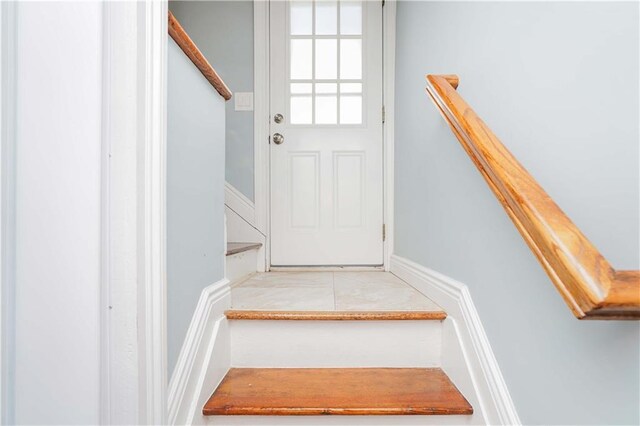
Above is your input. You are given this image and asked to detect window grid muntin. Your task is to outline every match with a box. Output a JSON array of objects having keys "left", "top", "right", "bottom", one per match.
[{"left": 287, "top": 0, "right": 364, "bottom": 126}]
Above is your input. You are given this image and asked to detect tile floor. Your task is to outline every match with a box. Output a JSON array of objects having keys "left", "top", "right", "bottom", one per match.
[{"left": 230, "top": 271, "right": 443, "bottom": 312}]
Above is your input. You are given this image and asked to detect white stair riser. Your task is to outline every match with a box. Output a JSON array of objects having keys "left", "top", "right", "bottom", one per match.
[
  {"left": 226, "top": 250, "right": 258, "bottom": 282},
  {"left": 230, "top": 320, "right": 442, "bottom": 368}
]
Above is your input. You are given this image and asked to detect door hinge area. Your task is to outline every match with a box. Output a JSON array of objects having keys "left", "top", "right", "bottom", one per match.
[
  {"left": 382, "top": 0, "right": 385, "bottom": 7},
  {"left": 382, "top": 224, "right": 386, "bottom": 241},
  {"left": 382, "top": 105, "right": 386, "bottom": 123}
]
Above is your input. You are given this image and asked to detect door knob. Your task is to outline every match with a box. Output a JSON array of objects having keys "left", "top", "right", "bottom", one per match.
[
  {"left": 274, "top": 113, "right": 284, "bottom": 123},
  {"left": 273, "top": 133, "right": 284, "bottom": 145}
]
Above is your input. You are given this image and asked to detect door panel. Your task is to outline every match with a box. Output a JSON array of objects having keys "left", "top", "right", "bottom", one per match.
[{"left": 270, "top": 0, "right": 383, "bottom": 265}]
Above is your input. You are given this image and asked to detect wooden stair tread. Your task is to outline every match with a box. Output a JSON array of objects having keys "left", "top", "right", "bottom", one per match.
[
  {"left": 225, "top": 310, "right": 446, "bottom": 321},
  {"left": 226, "top": 242, "right": 262, "bottom": 256},
  {"left": 203, "top": 368, "right": 473, "bottom": 416}
]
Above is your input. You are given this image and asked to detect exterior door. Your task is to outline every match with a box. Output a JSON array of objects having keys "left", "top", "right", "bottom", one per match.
[{"left": 270, "top": 0, "right": 383, "bottom": 266}]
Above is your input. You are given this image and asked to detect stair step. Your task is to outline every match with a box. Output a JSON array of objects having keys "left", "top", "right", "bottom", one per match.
[
  {"left": 203, "top": 368, "right": 473, "bottom": 416},
  {"left": 226, "top": 242, "right": 262, "bottom": 256},
  {"left": 226, "top": 309, "right": 446, "bottom": 320}
]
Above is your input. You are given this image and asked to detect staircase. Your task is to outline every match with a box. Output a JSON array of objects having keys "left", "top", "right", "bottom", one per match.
[{"left": 201, "top": 272, "right": 475, "bottom": 424}]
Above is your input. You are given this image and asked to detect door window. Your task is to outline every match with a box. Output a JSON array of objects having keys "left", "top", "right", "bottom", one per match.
[{"left": 288, "top": 0, "right": 363, "bottom": 125}]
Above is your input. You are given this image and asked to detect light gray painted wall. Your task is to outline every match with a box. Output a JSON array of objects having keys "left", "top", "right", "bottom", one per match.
[
  {"left": 170, "top": 1, "right": 255, "bottom": 201},
  {"left": 168, "top": 37, "right": 226, "bottom": 375},
  {"left": 12, "top": 2, "right": 103, "bottom": 424},
  {"left": 394, "top": 2, "right": 639, "bottom": 425}
]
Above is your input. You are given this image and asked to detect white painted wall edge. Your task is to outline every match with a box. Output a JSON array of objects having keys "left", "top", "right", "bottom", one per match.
[
  {"left": 168, "top": 278, "right": 231, "bottom": 426},
  {"left": 139, "top": 1, "right": 168, "bottom": 423},
  {"left": 390, "top": 255, "right": 521, "bottom": 426},
  {"left": 225, "top": 181, "right": 256, "bottom": 226},
  {"left": 0, "top": 3, "right": 16, "bottom": 423}
]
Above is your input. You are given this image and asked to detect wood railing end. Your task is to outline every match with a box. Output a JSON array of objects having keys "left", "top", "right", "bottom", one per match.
[
  {"left": 423, "top": 72, "right": 639, "bottom": 320},
  {"left": 426, "top": 74, "right": 459, "bottom": 90}
]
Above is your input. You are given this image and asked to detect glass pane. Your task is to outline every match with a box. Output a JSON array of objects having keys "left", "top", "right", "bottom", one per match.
[
  {"left": 340, "top": 39, "right": 361, "bottom": 79},
  {"left": 291, "top": 96, "right": 312, "bottom": 124},
  {"left": 316, "top": 83, "right": 337, "bottom": 94},
  {"left": 291, "top": 83, "right": 312, "bottom": 94},
  {"left": 291, "top": 39, "right": 312, "bottom": 79},
  {"left": 290, "top": 1, "right": 312, "bottom": 35},
  {"left": 315, "top": 0, "right": 337, "bottom": 35},
  {"left": 340, "top": 1, "right": 362, "bottom": 35},
  {"left": 315, "top": 39, "right": 337, "bottom": 79},
  {"left": 316, "top": 96, "right": 337, "bottom": 124},
  {"left": 340, "top": 96, "right": 362, "bottom": 124},
  {"left": 340, "top": 83, "right": 362, "bottom": 93}
]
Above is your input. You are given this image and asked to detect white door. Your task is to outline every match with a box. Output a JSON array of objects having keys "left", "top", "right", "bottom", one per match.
[{"left": 269, "top": 0, "right": 383, "bottom": 266}]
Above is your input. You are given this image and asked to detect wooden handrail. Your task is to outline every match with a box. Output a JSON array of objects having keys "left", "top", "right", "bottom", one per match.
[
  {"left": 425, "top": 74, "right": 640, "bottom": 320},
  {"left": 168, "top": 11, "right": 232, "bottom": 101}
]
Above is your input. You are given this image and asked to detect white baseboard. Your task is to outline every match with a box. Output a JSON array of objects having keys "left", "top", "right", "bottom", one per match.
[
  {"left": 168, "top": 278, "right": 231, "bottom": 425},
  {"left": 225, "top": 182, "right": 255, "bottom": 227},
  {"left": 390, "top": 255, "right": 521, "bottom": 426}
]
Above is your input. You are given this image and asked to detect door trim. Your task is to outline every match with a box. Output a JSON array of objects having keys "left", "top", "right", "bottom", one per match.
[
  {"left": 139, "top": 1, "right": 168, "bottom": 422},
  {"left": 382, "top": 0, "right": 396, "bottom": 271},
  {"left": 253, "top": 0, "right": 395, "bottom": 270},
  {"left": 102, "top": 1, "right": 168, "bottom": 423},
  {"left": 254, "top": 0, "right": 271, "bottom": 269}
]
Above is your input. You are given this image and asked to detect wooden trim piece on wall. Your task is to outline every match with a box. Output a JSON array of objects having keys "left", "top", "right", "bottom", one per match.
[{"left": 168, "top": 11, "right": 232, "bottom": 101}]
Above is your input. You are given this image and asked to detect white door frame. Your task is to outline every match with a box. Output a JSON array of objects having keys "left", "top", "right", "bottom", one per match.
[
  {"left": 0, "top": 2, "right": 168, "bottom": 424},
  {"left": 382, "top": 0, "right": 396, "bottom": 270},
  {"left": 254, "top": 0, "right": 271, "bottom": 265},
  {"left": 253, "top": 0, "right": 395, "bottom": 270},
  {"left": 102, "top": 1, "right": 168, "bottom": 424}
]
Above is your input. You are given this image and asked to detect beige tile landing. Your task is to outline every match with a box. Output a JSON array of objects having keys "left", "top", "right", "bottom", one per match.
[{"left": 230, "top": 271, "right": 443, "bottom": 314}]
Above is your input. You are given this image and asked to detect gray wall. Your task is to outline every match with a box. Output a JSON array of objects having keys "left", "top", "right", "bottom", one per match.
[
  {"left": 168, "top": 37, "right": 226, "bottom": 375},
  {"left": 394, "top": 1, "right": 639, "bottom": 425},
  {"left": 170, "top": 1, "right": 255, "bottom": 201}
]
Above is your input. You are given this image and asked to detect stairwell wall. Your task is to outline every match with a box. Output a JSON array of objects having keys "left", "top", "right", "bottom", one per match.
[
  {"left": 394, "top": 1, "right": 639, "bottom": 425},
  {"left": 167, "top": 37, "right": 226, "bottom": 376},
  {"left": 169, "top": 1, "right": 255, "bottom": 202}
]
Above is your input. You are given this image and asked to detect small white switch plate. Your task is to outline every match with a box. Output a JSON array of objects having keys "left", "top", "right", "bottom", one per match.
[{"left": 234, "top": 92, "right": 254, "bottom": 111}]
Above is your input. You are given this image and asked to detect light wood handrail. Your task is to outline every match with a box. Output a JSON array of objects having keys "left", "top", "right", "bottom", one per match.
[
  {"left": 168, "top": 11, "right": 232, "bottom": 101},
  {"left": 425, "top": 74, "right": 640, "bottom": 320}
]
